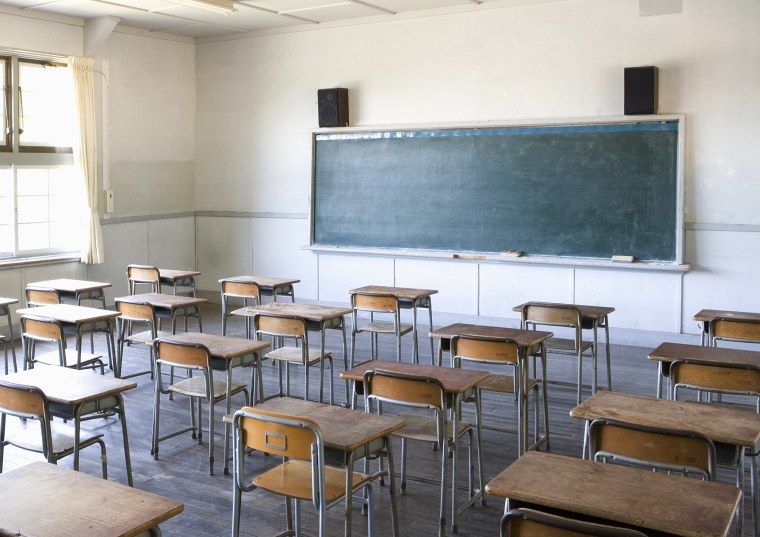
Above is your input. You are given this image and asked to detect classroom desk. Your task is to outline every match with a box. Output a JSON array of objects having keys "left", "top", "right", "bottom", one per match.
[
  {"left": 2, "top": 366, "right": 137, "bottom": 486},
  {"left": 0, "top": 461, "right": 182, "bottom": 536},
  {"left": 485, "top": 450, "right": 740, "bottom": 537},
  {"left": 220, "top": 275, "right": 299, "bottom": 301},
  {"left": 0, "top": 296, "right": 19, "bottom": 373},
  {"left": 694, "top": 309, "right": 760, "bottom": 346},
  {"left": 114, "top": 292, "right": 207, "bottom": 334},
  {"left": 341, "top": 360, "right": 487, "bottom": 535},
  {"left": 16, "top": 303, "right": 120, "bottom": 371},
  {"left": 514, "top": 301, "right": 615, "bottom": 394},
  {"left": 648, "top": 342, "right": 760, "bottom": 398},
  {"left": 570, "top": 390, "right": 760, "bottom": 536},
  {"left": 429, "top": 323, "right": 553, "bottom": 454},
  {"left": 349, "top": 285, "right": 438, "bottom": 364},
  {"left": 158, "top": 268, "right": 201, "bottom": 296},
  {"left": 27, "top": 278, "right": 111, "bottom": 308},
  {"left": 253, "top": 396, "right": 405, "bottom": 537},
  {"left": 231, "top": 302, "right": 351, "bottom": 404}
]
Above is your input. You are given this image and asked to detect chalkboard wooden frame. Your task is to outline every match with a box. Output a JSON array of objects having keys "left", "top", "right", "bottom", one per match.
[{"left": 310, "top": 115, "right": 684, "bottom": 265}]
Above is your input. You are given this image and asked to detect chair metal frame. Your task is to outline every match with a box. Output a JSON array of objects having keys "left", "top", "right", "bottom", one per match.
[
  {"left": 115, "top": 299, "right": 163, "bottom": 379},
  {"left": 351, "top": 292, "right": 414, "bottom": 365},
  {"left": 363, "top": 368, "right": 484, "bottom": 535},
  {"left": 231, "top": 406, "right": 375, "bottom": 537},
  {"left": 451, "top": 334, "right": 549, "bottom": 455},
  {"left": 500, "top": 508, "right": 648, "bottom": 537},
  {"left": 0, "top": 380, "right": 107, "bottom": 478},
  {"left": 151, "top": 339, "right": 250, "bottom": 475},
  {"left": 520, "top": 303, "right": 596, "bottom": 404},
  {"left": 220, "top": 280, "right": 261, "bottom": 337},
  {"left": 20, "top": 314, "right": 105, "bottom": 374},
  {"left": 254, "top": 313, "right": 333, "bottom": 404}
]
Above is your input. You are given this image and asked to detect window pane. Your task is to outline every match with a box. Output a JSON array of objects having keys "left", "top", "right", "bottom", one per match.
[
  {"left": 0, "top": 58, "right": 7, "bottom": 149},
  {"left": 0, "top": 168, "right": 11, "bottom": 254},
  {"left": 18, "top": 196, "right": 49, "bottom": 224},
  {"left": 18, "top": 61, "right": 75, "bottom": 149},
  {"left": 18, "top": 222, "right": 50, "bottom": 250}
]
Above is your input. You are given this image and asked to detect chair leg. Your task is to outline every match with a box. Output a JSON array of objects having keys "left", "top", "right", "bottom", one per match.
[
  {"left": 400, "top": 438, "right": 408, "bottom": 493},
  {"left": 208, "top": 397, "right": 215, "bottom": 475}
]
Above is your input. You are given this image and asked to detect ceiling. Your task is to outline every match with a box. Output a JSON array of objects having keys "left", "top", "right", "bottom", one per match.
[{"left": 0, "top": 0, "right": 560, "bottom": 40}]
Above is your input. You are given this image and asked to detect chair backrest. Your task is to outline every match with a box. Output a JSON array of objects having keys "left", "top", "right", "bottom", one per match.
[
  {"left": 363, "top": 369, "right": 446, "bottom": 410},
  {"left": 25, "top": 287, "right": 61, "bottom": 307},
  {"left": 352, "top": 293, "right": 400, "bottom": 313},
  {"left": 116, "top": 300, "right": 157, "bottom": 323},
  {"left": 254, "top": 314, "right": 307, "bottom": 340},
  {"left": 671, "top": 359, "right": 760, "bottom": 404},
  {"left": 235, "top": 406, "right": 320, "bottom": 461},
  {"left": 0, "top": 380, "right": 47, "bottom": 420},
  {"left": 20, "top": 314, "right": 65, "bottom": 344},
  {"left": 522, "top": 303, "right": 582, "bottom": 329},
  {"left": 589, "top": 418, "right": 716, "bottom": 480},
  {"left": 711, "top": 318, "right": 760, "bottom": 345},
  {"left": 153, "top": 339, "right": 211, "bottom": 370},
  {"left": 501, "top": 508, "right": 648, "bottom": 537},
  {"left": 222, "top": 280, "right": 261, "bottom": 300},
  {"left": 451, "top": 335, "right": 519, "bottom": 365},
  {"left": 127, "top": 264, "right": 161, "bottom": 294}
]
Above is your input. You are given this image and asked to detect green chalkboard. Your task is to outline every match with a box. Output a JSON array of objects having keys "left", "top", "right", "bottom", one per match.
[{"left": 312, "top": 120, "right": 681, "bottom": 262}]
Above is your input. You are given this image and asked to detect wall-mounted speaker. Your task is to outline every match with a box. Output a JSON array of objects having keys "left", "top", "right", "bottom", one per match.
[
  {"left": 318, "top": 88, "right": 349, "bottom": 127},
  {"left": 624, "top": 66, "right": 658, "bottom": 115}
]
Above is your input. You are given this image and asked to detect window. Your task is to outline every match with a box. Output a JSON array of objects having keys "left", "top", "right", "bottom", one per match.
[{"left": 0, "top": 53, "right": 80, "bottom": 260}]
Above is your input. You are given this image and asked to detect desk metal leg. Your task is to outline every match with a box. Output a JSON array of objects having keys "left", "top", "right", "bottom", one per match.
[
  {"left": 1, "top": 307, "right": 18, "bottom": 373},
  {"left": 603, "top": 316, "right": 612, "bottom": 390}
]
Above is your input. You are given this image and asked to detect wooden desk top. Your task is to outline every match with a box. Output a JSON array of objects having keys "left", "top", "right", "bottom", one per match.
[
  {"left": 114, "top": 293, "right": 208, "bottom": 309},
  {"left": 485, "top": 451, "right": 739, "bottom": 537},
  {"left": 0, "top": 462, "right": 183, "bottom": 536},
  {"left": 341, "top": 360, "right": 488, "bottom": 394},
  {"left": 2, "top": 366, "right": 136, "bottom": 406},
  {"left": 219, "top": 275, "right": 300, "bottom": 288},
  {"left": 570, "top": 390, "right": 760, "bottom": 450},
  {"left": 27, "top": 278, "right": 112, "bottom": 293},
  {"left": 349, "top": 285, "right": 438, "bottom": 300},
  {"left": 17, "top": 304, "right": 120, "bottom": 324},
  {"left": 158, "top": 268, "right": 201, "bottom": 281},
  {"left": 649, "top": 342, "right": 760, "bottom": 366},
  {"left": 232, "top": 302, "right": 351, "bottom": 322},
  {"left": 257, "top": 397, "right": 405, "bottom": 453},
  {"left": 0, "top": 297, "right": 19, "bottom": 308},
  {"left": 157, "top": 332, "right": 270, "bottom": 359},
  {"left": 513, "top": 301, "right": 615, "bottom": 319},
  {"left": 694, "top": 308, "right": 760, "bottom": 323},
  {"left": 429, "top": 323, "right": 553, "bottom": 348}
]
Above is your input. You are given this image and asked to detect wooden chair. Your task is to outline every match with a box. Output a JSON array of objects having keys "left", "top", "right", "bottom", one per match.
[
  {"left": 671, "top": 359, "right": 760, "bottom": 411},
  {"left": 0, "top": 380, "right": 107, "bottom": 478},
  {"left": 451, "top": 334, "right": 549, "bottom": 454},
  {"left": 21, "top": 314, "right": 105, "bottom": 373},
  {"left": 151, "top": 339, "right": 250, "bottom": 475},
  {"left": 126, "top": 264, "right": 162, "bottom": 294},
  {"left": 710, "top": 317, "right": 760, "bottom": 347},
  {"left": 363, "top": 369, "right": 482, "bottom": 534},
  {"left": 221, "top": 280, "right": 260, "bottom": 337},
  {"left": 231, "top": 406, "right": 376, "bottom": 537},
  {"left": 501, "top": 508, "right": 648, "bottom": 537},
  {"left": 350, "top": 292, "right": 413, "bottom": 364},
  {"left": 589, "top": 417, "right": 717, "bottom": 480},
  {"left": 114, "top": 299, "right": 170, "bottom": 379},
  {"left": 25, "top": 287, "right": 62, "bottom": 307},
  {"left": 521, "top": 303, "right": 595, "bottom": 404},
  {"left": 253, "top": 313, "right": 333, "bottom": 404}
]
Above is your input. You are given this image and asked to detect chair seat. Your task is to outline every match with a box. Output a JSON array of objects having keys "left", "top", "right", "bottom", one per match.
[
  {"left": 4, "top": 418, "right": 104, "bottom": 455},
  {"left": 544, "top": 336, "right": 593, "bottom": 354},
  {"left": 253, "top": 459, "right": 372, "bottom": 503},
  {"left": 266, "top": 347, "right": 329, "bottom": 366},
  {"left": 169, "top": 375, "right": 246, "bottom": 401},
  {"left": 394, "top": 413, "right": 471, "bottom": 443},
  {"left": 477, "top": 373, "right": 538, "bottom": 394},
  {"left": 32, "top": 349, "right": 103, "bottom": 369},
  {"left": 359, "top": 321, "right": 413, "bottom": 335},
  {"left": 126, "top": 330, "right": 175, "bottom": 345}
]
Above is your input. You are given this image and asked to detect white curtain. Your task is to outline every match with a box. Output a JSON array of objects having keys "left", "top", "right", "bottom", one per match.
[{"left": 68, "top": 56, "right": 104, "bottom": 264}]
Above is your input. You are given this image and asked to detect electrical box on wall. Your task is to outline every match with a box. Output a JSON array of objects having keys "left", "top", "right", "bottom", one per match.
[{"left": 106, "top": 189, "right": 114, "bottom": 213}]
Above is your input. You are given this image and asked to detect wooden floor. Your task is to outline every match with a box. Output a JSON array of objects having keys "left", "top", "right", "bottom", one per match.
[{"left": 1, "top": 303, "right": 753, "bottom": 536}]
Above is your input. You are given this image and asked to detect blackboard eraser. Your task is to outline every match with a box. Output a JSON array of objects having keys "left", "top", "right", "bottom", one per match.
[
  {"left": 453, "top": 254, "right": 487, "bottom": 260},
  {"left": 500, "top": 249, "right": 523, "bottom": 257},
  {"left": 611, "top": 255, "right": 637, "bottom": 263}
]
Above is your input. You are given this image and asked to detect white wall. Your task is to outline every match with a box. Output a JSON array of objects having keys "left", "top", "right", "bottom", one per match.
[{"left": 193, "top": 0, "right": 760, "bottom": 344}]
